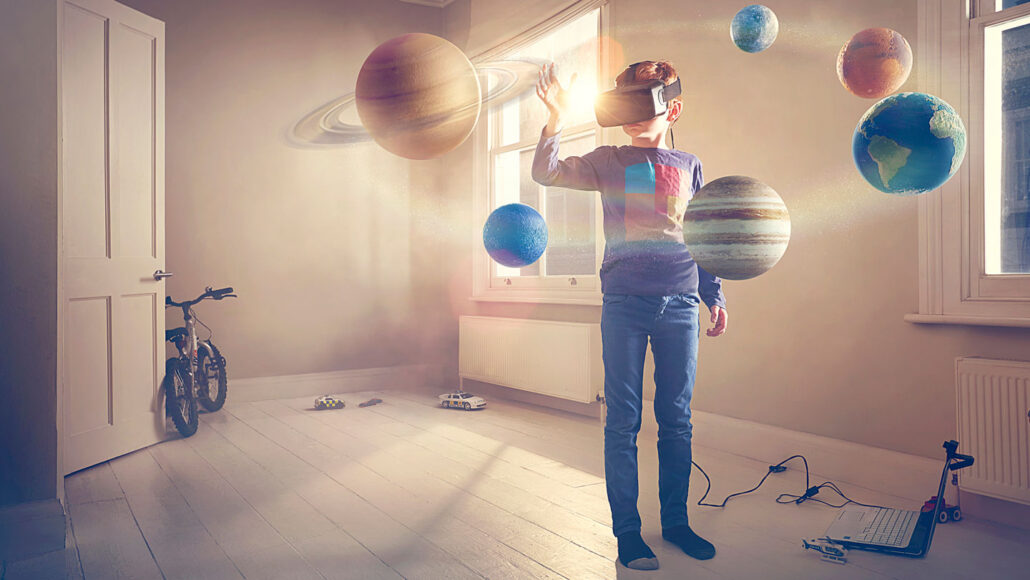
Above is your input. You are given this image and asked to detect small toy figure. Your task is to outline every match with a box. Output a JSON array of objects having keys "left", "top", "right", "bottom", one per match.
[
  {"left": 359, "top": 398, "right": 383, "bottom": 408},
  {"left": 314, "top": 395, "right": 345, "bottom": 410},
  {"left": 802, "top": 538, "right": 847, "bottom": 565},
  {"left": 438, "top": 390, "right": 487, "bottom": 410},
  {"left": 922, "top": 495, "right": 963, "bottom": 523}
]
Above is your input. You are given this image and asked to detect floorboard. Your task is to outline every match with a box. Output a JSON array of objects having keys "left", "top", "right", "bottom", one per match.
[{"left": 63, "top": 387, "right": 1030, "bottom": 579}]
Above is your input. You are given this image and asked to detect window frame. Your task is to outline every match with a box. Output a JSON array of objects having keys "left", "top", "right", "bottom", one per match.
[
  {"left": 470, "top": 0, "right": 609, "bottom": 305},
  {"left": 910, "top": 0, "right": 1030, "bottom": 327}
]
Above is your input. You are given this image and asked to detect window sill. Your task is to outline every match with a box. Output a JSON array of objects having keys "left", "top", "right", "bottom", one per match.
[
  {"left": 904, "top": 313, "right": 1030, "bottom": 329},
  {"left": 469, "top": 294, "right": 602, "bottom": 306}
]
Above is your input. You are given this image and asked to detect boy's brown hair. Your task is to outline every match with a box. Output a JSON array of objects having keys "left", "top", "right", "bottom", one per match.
[{"left": 614, "top": 60, "right": 682, "bottom": 103}]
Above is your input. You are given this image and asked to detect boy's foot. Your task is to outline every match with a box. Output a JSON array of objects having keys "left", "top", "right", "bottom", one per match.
[
  {"left": 662, "top": 525, "right": 716, "bottom": 560},
  {"left": 616, "top": 531, "right": 659, "bottom": 570}
]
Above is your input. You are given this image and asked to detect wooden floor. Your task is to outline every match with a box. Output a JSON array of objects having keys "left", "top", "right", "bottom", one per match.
[{"left": 59, "top": 388, "right": 1029, "bottom": 580}]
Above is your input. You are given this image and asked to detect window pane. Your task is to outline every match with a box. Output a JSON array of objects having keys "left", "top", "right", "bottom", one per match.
[
  {"left": 491, "top": 148, "right": 542, "bottom": 278},
  {"left": 987, "top": 17, "right": 1030, "bottom": 273},
  {"left": 518, "top": 149, "right": 541, "bottom": 276},
  {"left": 1002, "top": 1, "right": 1030, "bottom": 10},
  {"left": 545, "top": 134, "right": 597, "bottom": 276},
  {"left": 499, "top": 98, "right": 519, "bottom": 147},
  {"left": 493, "top": 150, "right": 519, "bottom": 206},
  {"left": 493, "top": 150, "right": 522, "bottom": 278},
  {"left": 510, "top": 10, "right": 600, "bottom": 143}
]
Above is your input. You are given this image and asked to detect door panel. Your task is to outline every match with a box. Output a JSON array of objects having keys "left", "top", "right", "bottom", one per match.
[
  {"left": 62, "top": 4, "right": 109, "bottom": 260},
  {"left": 117, "top": 23, "right": 156, "bottom": 258},
  {"left": 65, "top": 297, "right": 112, "bottom": 437}
]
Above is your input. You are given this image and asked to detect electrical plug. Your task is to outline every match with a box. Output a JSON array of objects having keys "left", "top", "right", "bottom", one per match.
[{"left": 796, "top": 486, "right": 821, "bottom": 504}]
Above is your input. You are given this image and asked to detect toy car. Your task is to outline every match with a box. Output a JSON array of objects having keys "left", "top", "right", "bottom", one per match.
[
  {"left": 921, "top": 496, "right": 962, "bottom": 523},
  {"left": 802, "top": 538, "right": 847, "bottom": 565},
  {"left": 314, "top": 395, "right": 345, "bottom": 410},
  {"left": 438, "top": 391, "right": 486, "bottom": 410},
  {"left": 358, "top": 397, "right": 383, "bottom": 408}
]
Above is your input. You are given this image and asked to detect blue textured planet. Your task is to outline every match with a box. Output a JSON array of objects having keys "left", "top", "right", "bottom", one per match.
[
  {"left": 731, "top": 5, "right": 779, "bottom": 53},
  {"left": 852, "top": 92, "right": 967, "bottom": 195},
  {"left": 483, "top": 203, "right": 548, "bottom": 268}
]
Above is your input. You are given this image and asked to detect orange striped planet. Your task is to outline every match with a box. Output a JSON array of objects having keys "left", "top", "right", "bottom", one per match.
[
  {"left": 837, "top": 28, "right": 912, "bottom": 99},
  {"left": 355, "top": 33, "right": 481, "bottom": 160},
  {"left": 683, "top": 176, "right": 790, "bottom": 280}
]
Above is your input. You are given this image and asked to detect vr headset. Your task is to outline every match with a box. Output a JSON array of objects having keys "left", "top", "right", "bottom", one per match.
[{"left": 594, "top": 62, "right": 682, "bottom": 128}]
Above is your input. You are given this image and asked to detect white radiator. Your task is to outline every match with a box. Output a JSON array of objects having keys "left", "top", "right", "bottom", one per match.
[
  {"left": 459, "top": 316, "right": 603, "bottom": 403},
  {"left": 955, "top": 357, "right": 1030, "bottom": 505}
]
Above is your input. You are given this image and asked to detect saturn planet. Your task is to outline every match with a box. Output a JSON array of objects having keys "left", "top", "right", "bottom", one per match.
[
  {"left": 355, "top": 33, "right": 481, "bottom": 160},
  {"left": 683, "top": 176, "right": 791, "bottom": 280}
]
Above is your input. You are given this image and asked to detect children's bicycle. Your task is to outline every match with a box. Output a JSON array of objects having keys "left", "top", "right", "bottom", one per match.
[{"left": 164, "top": 286, "right": 236, "bottom": 436}]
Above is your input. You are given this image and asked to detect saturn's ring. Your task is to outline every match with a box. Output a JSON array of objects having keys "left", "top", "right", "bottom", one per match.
[{"left": 289, "top": 57, "right": 547, "bottom": 147}]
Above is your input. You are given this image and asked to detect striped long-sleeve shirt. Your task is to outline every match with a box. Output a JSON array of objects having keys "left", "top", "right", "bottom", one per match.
[{"left": 532, "top": 129, "right": 726, "bottom": 309}]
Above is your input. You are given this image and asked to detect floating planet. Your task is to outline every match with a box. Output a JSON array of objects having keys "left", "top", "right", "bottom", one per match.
[
  {"left": 483, "top": 204, "right": 548, "bottom": 268},
  {"left": 852, "top": 92, "right": 967, "bottom": 195},
  {"left": 683, "top": 176, "right": 790, "bottom": 280},
  {"left": 837, "top": 28, "right": 913, "bottom": 99},
  {"left": 291, "top": 58, "right": 544, "bottom": 147},
  {"left": 355, "top": 33, "right": 481, "bottom": 160},
  {"left": 731, "top": 5, "right": 779, "bottom": 53}
]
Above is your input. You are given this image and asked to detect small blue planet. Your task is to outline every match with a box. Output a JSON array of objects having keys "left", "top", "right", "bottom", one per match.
[
  {"left": 731, "top": 5, "right": 779, "bottom": 53},
  {"left": 852, "top": 92, "right": 967, "bottom": 195},
  {"left": 483, "top": 203, "right": 548, "bottom": 268}
]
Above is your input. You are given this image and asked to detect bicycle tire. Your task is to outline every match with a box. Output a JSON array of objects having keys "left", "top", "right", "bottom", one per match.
[
  {"left": 196, "top": 341, "right": 228, "bottom": 412},
  {"left": 165, "top": 357, "right": 198, "bottom": 437}
]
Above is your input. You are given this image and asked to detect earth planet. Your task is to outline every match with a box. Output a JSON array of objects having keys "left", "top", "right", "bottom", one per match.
[{"left": 852, "top": 92, "right": 967, "bottom": 195}]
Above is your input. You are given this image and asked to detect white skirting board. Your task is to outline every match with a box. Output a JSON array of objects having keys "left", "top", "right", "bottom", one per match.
[
  {"left": 229, "top": 363, "right": 445, "bottom": 403},
  {"left": 636, "top": 406, "right": 943, "bottom": 504}
]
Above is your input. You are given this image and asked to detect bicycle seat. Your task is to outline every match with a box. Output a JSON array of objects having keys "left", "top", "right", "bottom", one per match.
[{"left": 166, "top": 327, "right": 187, "bottom": 342}]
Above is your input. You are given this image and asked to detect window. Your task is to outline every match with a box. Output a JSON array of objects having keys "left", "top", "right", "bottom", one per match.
[
  {"left": 471, "top": 3, "right": 607, "bottom": 304},
  {"left": 911, "top": 0, "right": 1030, "bottom": 325},
  {"left": 985, "top": 11, "right": 1030, "bottom": 274}
]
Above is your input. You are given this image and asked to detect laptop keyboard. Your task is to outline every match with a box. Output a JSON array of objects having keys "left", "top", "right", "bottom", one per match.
[{"left": 853, "top": 508, "right": 917, "bottom": 546}]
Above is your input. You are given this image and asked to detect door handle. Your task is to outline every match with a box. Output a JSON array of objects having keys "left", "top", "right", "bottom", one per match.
[{"left": 153, "top": 270, "right": 174, "bottom": 281}]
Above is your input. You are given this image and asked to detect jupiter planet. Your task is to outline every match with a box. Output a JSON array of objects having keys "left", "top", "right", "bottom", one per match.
[
  {"left": 683, "top": 176, "right": 791, "bottom": 280},
  {"left": 355, "top": 33, "right": 481, "bottom": 160}
]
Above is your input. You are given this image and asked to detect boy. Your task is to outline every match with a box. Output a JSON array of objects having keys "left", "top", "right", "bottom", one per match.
[{"left": 532, "top": 60, "right": 727, "bottom": 570}]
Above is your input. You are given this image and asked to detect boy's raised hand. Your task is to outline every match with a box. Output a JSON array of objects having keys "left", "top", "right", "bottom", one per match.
[{"left": 536, "top": 63, "right": 577, "bottom": 135}]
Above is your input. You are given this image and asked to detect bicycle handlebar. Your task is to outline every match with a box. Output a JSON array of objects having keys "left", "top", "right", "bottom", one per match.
[{"left": 165, "top": 286, "right": 237, "bottom": 308}]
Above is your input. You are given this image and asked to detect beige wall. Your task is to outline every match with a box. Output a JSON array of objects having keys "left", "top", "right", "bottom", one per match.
[
  {"left": 438, "top": 0, "right": 1030, "bottom": 460},
  {"left": 0, "top": 0, "right": 59, "bottom": 507},
  {"left": 118, "top": 0, "right": 446, "bottom": 380}
]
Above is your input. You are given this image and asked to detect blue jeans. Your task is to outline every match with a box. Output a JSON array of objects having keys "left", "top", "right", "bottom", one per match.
[{"left": 601, "top": 293, "right": 700, "bottom": 537}]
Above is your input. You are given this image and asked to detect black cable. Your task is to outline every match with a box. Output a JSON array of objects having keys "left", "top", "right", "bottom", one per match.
[
  {"left": 692, "top": 454, "right": 886, "bottom": 510},
  {"left": 693, "top": 454, "right": 808, "bottom": 507}
]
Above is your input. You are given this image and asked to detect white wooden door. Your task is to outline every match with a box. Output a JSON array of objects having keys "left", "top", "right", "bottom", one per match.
[{"left": 62, "top": 0, "right": 166, "bottom": 475}]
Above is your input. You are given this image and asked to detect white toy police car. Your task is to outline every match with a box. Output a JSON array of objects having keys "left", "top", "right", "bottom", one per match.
[{"left": 438, "top": 391, "right": 486, "bottom": 410}]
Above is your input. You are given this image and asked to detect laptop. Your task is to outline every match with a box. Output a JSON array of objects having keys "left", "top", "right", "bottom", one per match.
[{"left": 822, "top": 440, "right": 973, "bottom": 558}]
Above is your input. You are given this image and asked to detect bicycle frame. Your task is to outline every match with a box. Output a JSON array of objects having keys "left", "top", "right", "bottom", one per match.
[{"left": 167, "top": 287, "right": 233, "bottom": 381}]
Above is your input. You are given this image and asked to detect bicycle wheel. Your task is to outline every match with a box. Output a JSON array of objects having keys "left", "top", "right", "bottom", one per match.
[
  {"left": 164, "top": 357, "right": 198, "bottom": 437},
  {"left": 196, "top": 341, "right": 228, "bottom": 412}
]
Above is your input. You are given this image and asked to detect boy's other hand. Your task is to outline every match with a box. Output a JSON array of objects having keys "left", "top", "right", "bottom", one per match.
[
  {"left": 706, "top": 306, "right": 728, "bottom": 337},
  {"left": 536, "top": 62, "right": 576, "bottom": 135}
]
